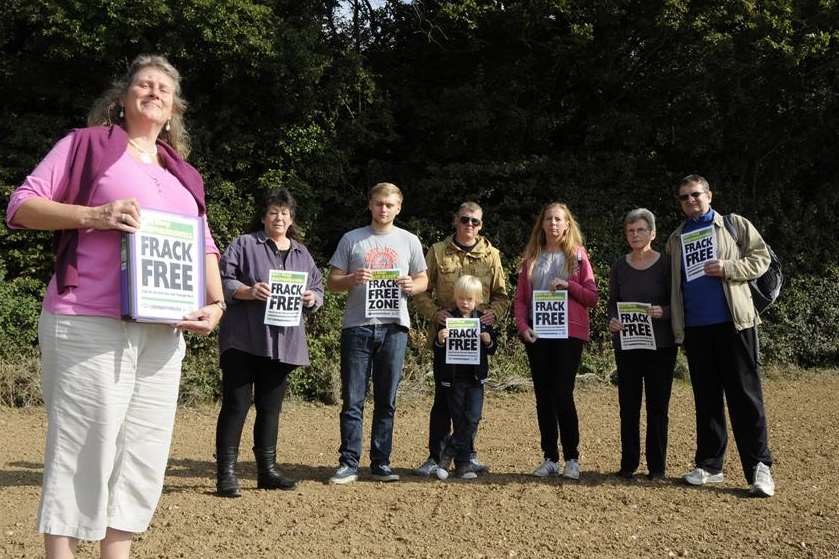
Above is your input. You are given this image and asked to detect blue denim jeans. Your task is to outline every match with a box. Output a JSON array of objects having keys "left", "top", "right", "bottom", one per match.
[{"left": 339, "top": 324, "right": 408, "bottom": 468}]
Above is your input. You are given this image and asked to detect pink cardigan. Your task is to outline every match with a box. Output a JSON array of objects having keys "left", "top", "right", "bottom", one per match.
[
  {"left": 514, "top": 247, "right": 599, "bottom": 342},
  {"left": 7, "top": 132, "right": 218, "bottom": 319}
]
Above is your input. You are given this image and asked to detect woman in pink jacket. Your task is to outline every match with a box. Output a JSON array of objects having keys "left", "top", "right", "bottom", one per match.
[{"left": 514, "top": 202, "right": 598, "bottom": 480}]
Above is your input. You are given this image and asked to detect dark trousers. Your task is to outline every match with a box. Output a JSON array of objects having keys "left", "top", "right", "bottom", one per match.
[
  {"left": 684, "top": 323, "right": 772, "bottom": 483},
  {"left": 444, "top": 382, "right": 485, "bottom": 465},
  {"left": 525, "top": 338, "right": 584, "bottom": 462},
  {"left": 427, "top": 384, "right": 452, "bottom": 462},
  {"left": 216, "top": 348, "right": 294, "bottom": 450},
  {"left": 615, "top": 346, "right": 677, "bottom": 475}
]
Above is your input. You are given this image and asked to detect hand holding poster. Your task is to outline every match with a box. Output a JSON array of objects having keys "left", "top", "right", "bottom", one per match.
[
  {"left": 532, "top": 290, "right": 568, "bottom": 339},
  {"left": 616, "top": 302, "right": 657, "bottom": 351},
  {"left": 121, "top": 209, "right": 205, "bottom": 323},
  {"left": 445, "top": 317, "right": 481, "bottom": 365},
  {"left": 681, "top": 225, "right": 716, "bottom": 282},
  {"left": 365, "top": 268, "right": 401, "bottom": 318},
  {"left": 264, "top": 270, "right": 308, "bottom": 327}
]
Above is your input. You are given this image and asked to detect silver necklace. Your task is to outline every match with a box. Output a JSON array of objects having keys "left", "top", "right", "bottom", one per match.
[{"left": 128, "top": 139, "right": 158, "bottom": 164}]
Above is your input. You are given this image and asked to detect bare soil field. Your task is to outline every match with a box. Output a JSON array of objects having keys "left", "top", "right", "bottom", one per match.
[{"left": 2, "top": 374, "right": 838, "bottom": 558}]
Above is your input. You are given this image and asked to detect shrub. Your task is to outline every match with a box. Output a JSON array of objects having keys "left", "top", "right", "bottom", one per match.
[
  {"left": 2, "top": 267, "right": 837, "bottom": 408},
  {"left": 0, "top": 350, "right": 41, "bottom": 407},
  {"left": 0, "top": 275, "right": 43, "bottom": 359},
  {"left": 292, "top": 287, "right": 346, "bottom": 403},
  {"left": 760, "top": 267, "right": 839, "bottom": 368}
]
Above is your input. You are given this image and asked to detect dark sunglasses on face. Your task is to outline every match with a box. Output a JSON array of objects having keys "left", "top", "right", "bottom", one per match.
[
  {"left": 459, "top": 216, "right": 482, "bottom": 226},
  {"left": 677, "top": 190, "right": 706, "bottom": 202}
]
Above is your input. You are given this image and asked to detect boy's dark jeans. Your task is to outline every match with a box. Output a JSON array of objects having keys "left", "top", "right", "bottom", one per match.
[{"left": 444, "top": 381, "right": 485, "bottom": 465}]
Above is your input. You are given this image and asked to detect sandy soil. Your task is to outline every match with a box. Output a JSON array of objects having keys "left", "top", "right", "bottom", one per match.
[{"left": 2, "top": 375, "right": 838, "bottom": 558}]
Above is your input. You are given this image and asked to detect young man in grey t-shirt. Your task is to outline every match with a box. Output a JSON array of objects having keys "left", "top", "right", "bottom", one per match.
[{"left": 326, "top": 182, "right": 428, "bottom": 484}]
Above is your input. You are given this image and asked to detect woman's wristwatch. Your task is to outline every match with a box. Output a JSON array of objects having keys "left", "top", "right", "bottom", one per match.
[{"left": 210, "top": 299, "right": 227, "bottom": 312}]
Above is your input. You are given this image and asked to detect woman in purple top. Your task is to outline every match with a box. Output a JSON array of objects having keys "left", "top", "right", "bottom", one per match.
[
  {"left": 607, "top": 208, "right": 676, "bottom": 481},
  {"left": 6, "top": 55, "right": 223, "bottom": 558},
  {"left": 215, "top": 188, "right": 323, "bottom": 497}
]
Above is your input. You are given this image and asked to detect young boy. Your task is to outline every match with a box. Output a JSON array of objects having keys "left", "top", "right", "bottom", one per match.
[{"left": 433, "top": 275, "right": 497, "bottom": 480}]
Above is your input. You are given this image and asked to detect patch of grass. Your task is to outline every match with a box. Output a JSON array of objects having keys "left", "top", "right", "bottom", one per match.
[{"left": 0, "top": 350, "right": 41, "bottom": 407}]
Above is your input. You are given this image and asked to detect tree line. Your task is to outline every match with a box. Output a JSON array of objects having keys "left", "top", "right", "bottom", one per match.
[{"left": 1, "top": 1, "right": 837, "bottom": 402}]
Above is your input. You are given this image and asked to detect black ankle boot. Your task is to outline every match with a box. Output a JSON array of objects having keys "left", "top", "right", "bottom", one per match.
[
  {"left": 254, "top": 447, "right": 296, "bottom": 490},
  {"left": 216, "top": 447, "right": 241, "bottom": 497}
]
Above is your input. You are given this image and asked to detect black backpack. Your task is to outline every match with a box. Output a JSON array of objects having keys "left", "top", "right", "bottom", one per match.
[{"left": 722, "top": 214, "right": 783, "bottom": 314}]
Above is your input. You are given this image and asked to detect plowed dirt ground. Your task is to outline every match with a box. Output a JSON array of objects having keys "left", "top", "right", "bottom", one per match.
[{"left": 2, "top": 374, "right": 838, "bottom": 558}]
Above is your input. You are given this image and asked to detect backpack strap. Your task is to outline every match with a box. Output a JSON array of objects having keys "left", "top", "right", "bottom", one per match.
[
  {"left": 723, "top": 213, "right": 747, "bottom": 256},
  {"left": 723, "top": 213, "right": 738, "bottom": 242}
]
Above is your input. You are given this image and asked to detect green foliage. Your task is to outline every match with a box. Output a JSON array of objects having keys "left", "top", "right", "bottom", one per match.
[
  {"left": 2, "top": 0, "right": 838, "bottom": 407},
  {"left": 0, "top": 274, "right": 44, "bottom": 359},
  {"left": 0, "top": 351, "right": 41, "bottom": 407},
  {"left": 0, "top": 272, "right": 45, "bottom": 406},
  {"left": 180, "top": 327, "right": 222, "bottom": 406},
  {"left": 290, "top": 284, "right": 345, "bottom": 403},
  {"left": 760, "top": 266, "right": 839, "bottom": 368}
]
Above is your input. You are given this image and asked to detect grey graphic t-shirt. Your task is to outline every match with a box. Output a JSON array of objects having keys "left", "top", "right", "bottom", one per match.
[{"left": 329, "top": 225, "right": 426, "bottom": 329}]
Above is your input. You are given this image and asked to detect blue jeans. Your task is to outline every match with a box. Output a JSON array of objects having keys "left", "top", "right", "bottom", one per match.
[{"left": 339, "top": 324, "right": 408, "bottom": 468}]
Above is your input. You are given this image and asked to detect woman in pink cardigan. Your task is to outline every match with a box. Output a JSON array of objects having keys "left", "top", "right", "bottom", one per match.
[
  {"left": 514, "top": 202, "right": 598, "bottom": 480},
  {"left": 7, "top": 55, "right": 223, "bottom": 559}
]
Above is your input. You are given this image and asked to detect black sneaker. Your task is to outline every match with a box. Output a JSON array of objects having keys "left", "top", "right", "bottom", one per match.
[
  {"left": 469, "top": 455, "right": 489, "bottom": 475},
  {"left": 370, "top": 464, "right": 400, "bottom": 482},
  {"left": 454, "top": 462, "right": 481, "bottom": 480},
  {"left": 616, "top": 469, "right": 635, "bottom": 481},
  {"left": 438, "top": 446, "right": 456, "bottom": 470}
]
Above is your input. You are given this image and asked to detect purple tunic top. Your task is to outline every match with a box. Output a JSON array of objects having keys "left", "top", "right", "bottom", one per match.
[{"left": 218, "top": 231, "right": 323, "bottom": 366}]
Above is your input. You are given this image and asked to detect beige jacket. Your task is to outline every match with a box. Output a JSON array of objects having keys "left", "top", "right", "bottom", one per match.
[
  {"left": 413, "top": 235, "right": 509, "bottom": 345},
  {"left": 666, "top": 212, "right": 770, "bottom": 344}
]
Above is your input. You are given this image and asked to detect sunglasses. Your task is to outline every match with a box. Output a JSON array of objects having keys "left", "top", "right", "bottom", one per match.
[
  {"left": 459, "top": 216, "right": 482, "bottom": 226},
  {"left": 677, "top": 191, "right": 706, "bottom": 202}
]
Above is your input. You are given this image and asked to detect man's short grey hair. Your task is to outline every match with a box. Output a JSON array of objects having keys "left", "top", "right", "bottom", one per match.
[
  {"left": 457, "top": 201, "right": 482, "bottom": 215},
  {"left": 675, "top": 174, "right": 710, "bottom": 194},
  {"left": 624, "top": 208, "right": 656, "bottom": 232}
]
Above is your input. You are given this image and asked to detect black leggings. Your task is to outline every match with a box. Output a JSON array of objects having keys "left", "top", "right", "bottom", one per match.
[
  {"left": 525, "top": 338, "right": 584, "bottom": 462},
  {"left": 216, "top": 348, "right": 294, "bottom": 450}
]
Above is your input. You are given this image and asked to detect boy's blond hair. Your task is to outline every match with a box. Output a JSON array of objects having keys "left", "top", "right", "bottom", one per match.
[
  {"left": 453, "top": 275, "right": 484, "bottom": 303},
  {"left": 367, "top": 182, "right": 403, "bottom": 201}
]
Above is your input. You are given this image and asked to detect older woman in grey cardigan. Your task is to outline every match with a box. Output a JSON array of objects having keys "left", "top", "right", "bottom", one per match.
[{"left": 607, "top": 208, "right": 677, "bottom": 481}]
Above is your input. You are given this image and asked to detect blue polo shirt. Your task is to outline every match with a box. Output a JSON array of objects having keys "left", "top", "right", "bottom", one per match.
[{"left": 681, "top": 209, "right": 732, "bottom": 327}]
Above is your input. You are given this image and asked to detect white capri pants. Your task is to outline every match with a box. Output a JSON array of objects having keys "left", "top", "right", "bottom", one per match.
[{"left": 37, "top": 310, "right": 185, "bottom": 541}]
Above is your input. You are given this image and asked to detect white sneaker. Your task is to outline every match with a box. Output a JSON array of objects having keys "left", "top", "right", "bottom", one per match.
[
  {"left": 562, "top": 459, "right": 581, "bottom": 480},
  {"left": 532, "top": 459, "right": 559, "bottom": 477},
  {"left": 750, "top": 462, "right": 775, "bottom": 497},
  {"left": 683, "top": 467, "right": 724, "bottom": 486}
]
